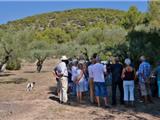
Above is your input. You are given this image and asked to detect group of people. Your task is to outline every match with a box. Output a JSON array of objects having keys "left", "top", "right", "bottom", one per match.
[{"left": 53, "top": 53, "right": 160, "bottom": 108}]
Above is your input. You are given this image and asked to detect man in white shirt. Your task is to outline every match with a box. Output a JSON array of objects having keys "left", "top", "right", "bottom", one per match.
[
  {"left": 91, "top": 55, "right": 110, "bottom": 108},
  {"left": 88, "top": 57, "right": 94, "bottom": 103},
  {"left": 56, "top": 56, "right": 69, "bottom": 104}
]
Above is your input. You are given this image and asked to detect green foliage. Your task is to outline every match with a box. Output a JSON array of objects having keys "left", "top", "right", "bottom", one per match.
[
  {"left": 6, "top": 57, "right": 21, "bottom": 70},
  {"left": 30, "top": 49, "right": 51, "bottom": 61},
  {"left": 127, "top": 28, "right": 160, "bottom": 65},
  {"left": 76, "top": 28, "right": 103, "bottom": 45},
  {"left": 28, "top": 41, "right": 53, "bottom": 61},
  {"left": 34, "top": 28, "right": 71, "bottom": 44},
  {"left": 0, "top": 8, "right": 126, "bottom": 37},
  {"left": 28, "top": 40, "right": 49, "bottom": 50},
  {"left": 103, "top": 26, "right": 127, "bottom": 46},
  {"left": 121, "top": 6, "right": 144, "bottom": 30},
  {"left": 148, "top": 0, "right": 160, "bottom": 27},
  {"left": 76, "top": 26, "right": 127, "bottom": 47},
  {"left": 0, "top": 28, "right": 35, "bottom": 70},
  {"left": 0, "top": 28, "right": 34, "bottom": 58}
]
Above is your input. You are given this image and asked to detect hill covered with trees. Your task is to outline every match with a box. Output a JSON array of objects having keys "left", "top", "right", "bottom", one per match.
[{"left": 0, "top": 0, "right": 160, "bottom": 70}]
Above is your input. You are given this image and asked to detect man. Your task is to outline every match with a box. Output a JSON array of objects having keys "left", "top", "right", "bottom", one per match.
[
  {"left": 53, "top": 64, "right": 61, "bottom": 96},
  {"left": 55, "top": 55, "right": 69, "bottom": 104},
  {"left": 137, "top": 56, "right": 152, "bottom": 103},
  {"left": 91, "top": 55, "right": 110, "bottom": 108},
  {"left": 111, "top": 57, "right": 124, "bottom": 105},
  {"left": 88, "top": 57, "right": 94, "bottom": 103}
]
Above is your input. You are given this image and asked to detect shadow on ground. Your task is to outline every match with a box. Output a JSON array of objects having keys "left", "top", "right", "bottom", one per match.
[
  {"left": 0, "top": 73, "right": 15, "bottom": 77},
  {"left": 0, "top": 77, "right": 28, "bottom": 84},
  {"left": 23, "top": 71, "right": 50, "bottom": 73},
  {"left": 48, "top": 86, "right": 160, "bottom": 119}
]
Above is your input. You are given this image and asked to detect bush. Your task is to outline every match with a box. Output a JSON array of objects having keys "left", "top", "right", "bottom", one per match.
[{"left": 6, "top": 58, "right": 21, "bottom": 70}]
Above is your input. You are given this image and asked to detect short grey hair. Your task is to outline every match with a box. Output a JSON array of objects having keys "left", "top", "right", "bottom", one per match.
[
  {"left": 72, "top": 59, "right": 78, "bottom": 65},
  {"left": 140, "top": 56, "right": 146, "bottom": 61},
  {"left": 124, "top": 58, "right": 131, "bottom": 65}
]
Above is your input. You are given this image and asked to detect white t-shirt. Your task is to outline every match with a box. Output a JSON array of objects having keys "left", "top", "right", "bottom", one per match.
[
  {"left": 71, "top": 66, "right": 78, "bottom": 81},
  {"left": 88, "top": 64, "right": 93, "bottom": 79},
  {"left": 91, "top": 63, "right": 106, "bottom": 82}
]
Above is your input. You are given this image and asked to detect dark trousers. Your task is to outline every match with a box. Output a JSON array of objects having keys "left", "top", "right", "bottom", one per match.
[{"left": 112, "top": 80, "right": 124, "bottom": 105}]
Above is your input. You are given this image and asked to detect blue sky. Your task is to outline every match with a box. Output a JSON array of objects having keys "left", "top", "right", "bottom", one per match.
[{"left": 0, "top": 0, "right": 149, "bottom": 24}]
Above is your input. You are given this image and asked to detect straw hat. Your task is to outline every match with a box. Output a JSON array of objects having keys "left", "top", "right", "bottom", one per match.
[{"left": 60, "top": 55, "right": 68, "bottom": 60}]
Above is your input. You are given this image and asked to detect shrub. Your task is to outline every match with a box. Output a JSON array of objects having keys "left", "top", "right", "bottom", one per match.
[{"left": 6, "top": 58, "right": 21, "bottom": 70}]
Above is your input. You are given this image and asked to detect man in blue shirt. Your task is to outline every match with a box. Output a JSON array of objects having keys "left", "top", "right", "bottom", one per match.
[{"left": 137, "top": 56, "right": 152, "bottom": 103}]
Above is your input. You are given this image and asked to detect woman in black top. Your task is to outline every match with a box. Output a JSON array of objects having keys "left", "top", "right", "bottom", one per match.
[{"left": 121, "top": 58, "right": 135, "bottom": 107}]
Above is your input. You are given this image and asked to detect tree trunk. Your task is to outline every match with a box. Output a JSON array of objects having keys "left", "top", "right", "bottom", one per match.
[{"left": 36, "top": 57, "right": 46, "bottom": 73}]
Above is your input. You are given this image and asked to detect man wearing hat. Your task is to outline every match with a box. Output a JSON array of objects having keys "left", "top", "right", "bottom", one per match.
[{"left": 56, "top": 55, "right": 69, "bottom": 104}]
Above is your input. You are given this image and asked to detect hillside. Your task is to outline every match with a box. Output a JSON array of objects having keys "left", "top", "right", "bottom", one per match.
[{"left": 0, "top": 8, "right": 125, "bottom": 31}]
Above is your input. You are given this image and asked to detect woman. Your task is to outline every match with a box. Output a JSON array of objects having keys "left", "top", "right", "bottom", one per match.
[
  {"left": 82, "top": 63, "right": 89, "bottom": 92},
  {"left": 75, "top": 63, "right": 87, "bottom": 103},
  {"left": 121, "top": 58, "right": 135, "bottom": 107}
]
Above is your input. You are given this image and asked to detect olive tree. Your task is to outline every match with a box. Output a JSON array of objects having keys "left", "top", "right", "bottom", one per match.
[
  {"left": 0, "top": 28, "right": 34, "bottom": 71},
  {"left": 28, "top": 41, "right": 53, "bottom": 72}
]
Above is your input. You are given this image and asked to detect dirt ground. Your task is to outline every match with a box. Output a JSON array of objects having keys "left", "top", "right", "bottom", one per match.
[{"left": 0, "top": 59, "right": 160, "bottom": 120}]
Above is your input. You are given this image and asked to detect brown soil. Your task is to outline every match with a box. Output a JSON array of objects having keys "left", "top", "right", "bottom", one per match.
[{"left": 0, "top": 59, "right": 160, "bottom": 120}]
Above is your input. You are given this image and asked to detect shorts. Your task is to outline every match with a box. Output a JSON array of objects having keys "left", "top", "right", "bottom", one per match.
[
  {"left": 139, "top": 82, "right": 151, "bottom": 96},
  {"left": 94, "top": 82, "right": 108, "bottom": 97}
]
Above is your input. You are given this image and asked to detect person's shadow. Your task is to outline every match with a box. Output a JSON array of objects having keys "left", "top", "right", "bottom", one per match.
[{"left": 48, "top": 86, "right": 60, "bottom": 103}]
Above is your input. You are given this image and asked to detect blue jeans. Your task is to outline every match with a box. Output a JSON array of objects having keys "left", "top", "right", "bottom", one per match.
[{"left": 123, "top": 80, "right": 134, "bottom": 101}]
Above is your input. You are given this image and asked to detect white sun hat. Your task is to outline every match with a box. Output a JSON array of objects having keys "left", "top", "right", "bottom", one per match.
[
  {"left": 61, "top": 55, "right": 68, "bottom": 60},
  {"left": 124, "top": 58, "right": 131, "bottom": 65}
]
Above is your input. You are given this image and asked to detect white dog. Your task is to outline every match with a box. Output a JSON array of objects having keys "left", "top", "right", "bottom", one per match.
[{"left": 26, "top": 82, "right": 35, "bottom": 91}]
